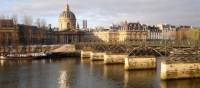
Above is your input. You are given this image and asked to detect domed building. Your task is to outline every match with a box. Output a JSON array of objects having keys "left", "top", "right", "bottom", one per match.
[{"left": 58, "top": 4, "right": 76, "bottom": 31}]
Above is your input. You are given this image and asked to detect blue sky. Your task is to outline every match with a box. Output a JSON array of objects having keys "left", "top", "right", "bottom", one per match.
[{"left": 0, "top": 0, "right": 200, "bottom": 28}]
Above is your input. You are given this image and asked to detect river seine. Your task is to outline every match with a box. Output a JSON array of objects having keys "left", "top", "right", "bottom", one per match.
[{"left": 0, "top": 58, "right": 200, "bottom": 88}]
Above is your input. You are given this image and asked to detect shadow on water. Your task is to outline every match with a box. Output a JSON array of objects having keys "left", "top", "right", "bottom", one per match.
[
  {"left": 103, "top": 65, "right": 125, "bottom": 81},
  {"left": 124, "top": 70, "right": 158, "bottom": 88},
  {"left": 161, "top": 79, "right": 200, "bottom": 88}
]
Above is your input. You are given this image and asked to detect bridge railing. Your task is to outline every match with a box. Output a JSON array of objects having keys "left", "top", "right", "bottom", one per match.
[{"left": 75, "top": 40, "right": 199, "bottom": 48}]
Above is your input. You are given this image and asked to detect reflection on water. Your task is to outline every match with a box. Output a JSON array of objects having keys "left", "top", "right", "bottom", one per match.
[
  {"left": 58, "top": 71, "right": 68, "bottom": 88},
  {"left": 161, "top": 79, "right": 200, "bottom": 88},
  {"left": 0, "top": 58, "right": 200, "bottom": 88},
  {"left": 124, "top": 70, "right": 159, "bottom": 88},
  {"left": 0, "top": 60, "right": 5, "bottom": 66},
  {"left": 90, "top": 61, "right": 104, "bottom": 74},
  {"left": 80, "top": 59, "right": 90, "bottom": 65},
  {"left": 103, "top": 65, "right": 124, "bottom": 81}
]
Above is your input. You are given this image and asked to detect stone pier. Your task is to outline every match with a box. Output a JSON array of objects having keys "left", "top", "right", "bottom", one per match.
[
  {"left": 90, "top": 52, "right": 106, "bottom": 61},
  {"left": 160, "top": 55, "right": 200, "bottom": 80},
  {"left": 81, "top": 51, "right": 92, "bottom": 59},
  {"left": 125, "top": 56, "right": 156, "bottom": 70},
  {"left": 104, "top": 54, "right": 128, "bottom": 64}
]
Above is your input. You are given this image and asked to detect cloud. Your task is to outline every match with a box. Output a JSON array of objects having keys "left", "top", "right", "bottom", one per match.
[{"left": 0, "top": 0, "right": 200, "bottom": 27}]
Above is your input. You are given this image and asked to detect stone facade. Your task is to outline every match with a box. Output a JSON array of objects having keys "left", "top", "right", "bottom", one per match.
[
  {"left": 104, "top": 54, "right": 128, "bottom": 64},
  {"left": 147, "top": 26, "right": 162, "bottom": 40},
  {"left": 125, "top": 57, "right": 156, "bottom": 70},
  {"left": 156, "top": 24, "right": 176, "bottom": 40},
  {"left": 80, "top": 31, "right": 148, "bottom": 43},
  {"left": 0, "top": 19, "right": 18, "bottom": 47}
]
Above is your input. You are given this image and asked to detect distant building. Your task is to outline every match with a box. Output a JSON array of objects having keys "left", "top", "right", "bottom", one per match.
[
  {"left": 110, "top": 24, "right": 121, "bottom": 31},
  {"left": 0, "top": 19, "right": 18, "bottom": 46},
  {"left": 83, "top": 20, "right": 87, "bottom": 30},
  {"left": 127, "top": 22, "right": 147, "bottom": 31},
  {"left": 119, "top": 21, "right": 148, "bottom": 41},
  {"left": 0, "top": 19, "right": 15, "bottom": 28},
  {"left": 178, "top": 25, "right": 192, "bottom": 29},
  {"left": 147, "top": 26, "right": 162, "bottom": 40},
  {"left": 156, "top": 24, "right": 176, "bottom": 40},
  {"left": 121, "top": 21, "right": 147, "bottom": 31},
  {"left": 58, "top": 4, "right": 76, "bottom": 31},
  {"left": 18, "top": 24, "right": 48, "bottom": 45},
  {"left": 80, "top": 21, "right": 149, "bottom": 43}
]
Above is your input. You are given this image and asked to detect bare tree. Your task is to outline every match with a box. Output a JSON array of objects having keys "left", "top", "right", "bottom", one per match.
[
  {"left": 22, "top": 16, "right": 33, "bottom": 25},
  {"left": 35, "top": 18, "right": 41, "bottom": 28},
  {"left": 5, "top": 15, "right": 10, "bottom": 19},
  {"left": 35, "top": 18, "right": 46, "bottom": 28},
  {"left": 40, "top": 19, "right": 46, "bottom": 28},
  {"left": 0, "top": 14, "right": 5, "bottom": 19},
  {"left": 11, "top": 14, "right": 18, "bottom": 25}
]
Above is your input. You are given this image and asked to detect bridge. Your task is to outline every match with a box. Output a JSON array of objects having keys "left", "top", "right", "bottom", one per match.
[
  {"left": 0, "top": 45, "right": 60, "bottom": 54},
  {"left": 75, "top": 41, "right": 200, "bottom": 57},
  {"left": 1, "top": 40, "right": 199, "bottom": 57},
  {"left": 75, "top": 41, "right": 200, "bottom": 80},
  {"left": 1, "top": 41, "right": 200, "bottom": 80}
]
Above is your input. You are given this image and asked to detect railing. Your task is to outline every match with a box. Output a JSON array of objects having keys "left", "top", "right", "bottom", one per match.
[{"left": 75, "top": 40, "right": 199, "bottom": 48}]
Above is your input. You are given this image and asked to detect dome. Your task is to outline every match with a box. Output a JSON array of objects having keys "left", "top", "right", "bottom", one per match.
[
  {"left": 59, "top": 11, "right": 76, "bottom": 20},
  {"left": 58, "top": 4, "right": 76, "bottom": 31},
  {"left": 59, "top": 4, "right": 76, "bottom": 20}
]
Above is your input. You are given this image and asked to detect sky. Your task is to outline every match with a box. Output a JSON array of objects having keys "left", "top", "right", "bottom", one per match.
[{"left": 0, "top": 0, "right": 200, "bottom": 28}]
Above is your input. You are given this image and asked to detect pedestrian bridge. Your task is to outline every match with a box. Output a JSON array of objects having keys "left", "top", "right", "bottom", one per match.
[
  {"left": 75, "top": 42, "right": 199, "bottom": 56},
  {"left": 0, "top": 41, "right": 199, "bottom": 57}
]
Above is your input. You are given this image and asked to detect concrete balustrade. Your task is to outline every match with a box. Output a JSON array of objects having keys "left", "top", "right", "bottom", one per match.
[
  {"left": 125, "top": 56, "right": 156, "bottom": 70},
  {"left": 90, "top": 52, "right": 106, "bottom": 61},
  {"left": 81, "top": 51, "right": 92, "bottom": 59},
  {"left": 104, "top": 54, "right": 128, "bottom": 64},
  {"left": 160, "top": 56, "right": 200, "bottom": 80}
]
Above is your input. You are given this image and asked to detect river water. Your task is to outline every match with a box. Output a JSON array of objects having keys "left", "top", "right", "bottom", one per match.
[{"left": 0, "top": 58, "right": 200, "bottom": 88}]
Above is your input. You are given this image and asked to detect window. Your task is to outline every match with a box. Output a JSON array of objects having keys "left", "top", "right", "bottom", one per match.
[{"left": 67, "top": 23, "right": 70, "bottom": 29}]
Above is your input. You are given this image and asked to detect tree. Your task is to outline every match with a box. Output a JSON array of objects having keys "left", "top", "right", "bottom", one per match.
[
  {"left": 35, "top": 18, "right": 41, "bottom": 28},
  {"left": 40, "top": 19, "right": 46, "bottom": 28},
  {"left": 186, "top": 29, "right": 200, "bottom": 41},
  {"left": 35, "top": 18, "right": 46, "bottom": 28},
  {"left": 22, "top": 16, "right": 33, "bottom": 25},
  {"left": 0, "top": 14, "right": 5, "bottom": 19},
  {"left": 11, "top": 14, "right": 18, "bottom": 25}
]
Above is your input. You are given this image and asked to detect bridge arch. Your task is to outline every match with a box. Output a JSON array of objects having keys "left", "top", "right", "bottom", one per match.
[
  {"left": 128, "top": 47, "right": 164, "bottom": 57},
  {"left": 106, "top": 44, "right": 127, "bottom": 53}
]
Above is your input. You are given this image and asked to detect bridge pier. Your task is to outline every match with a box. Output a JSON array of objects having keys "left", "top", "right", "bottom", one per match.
[
  {"left": 104, "top": 54, "right": 128, "bottom": 64},
  {"left": 160, "top": 56, "right": 200, "bottom": 80},
  {"left": 125, "top": 56, "right": 156, "bottom": 70},
  {"left": 90, "top": 52, "right": 106, "bottom": 61},
  {"left": 81, "top": 50, "right": 92, "bottom": 59}
]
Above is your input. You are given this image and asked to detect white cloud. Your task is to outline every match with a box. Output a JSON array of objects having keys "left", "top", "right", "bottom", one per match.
[{"left": 1, "top": 0, "right": 200, "bottom": 27}]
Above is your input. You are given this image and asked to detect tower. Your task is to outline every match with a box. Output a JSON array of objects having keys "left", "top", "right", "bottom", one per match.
[
  {"left": 83, "top": 20, "right": 87, "bottom": 30},
  {"left": 77, "top": 23, "right": 80, "bottom": 29}
]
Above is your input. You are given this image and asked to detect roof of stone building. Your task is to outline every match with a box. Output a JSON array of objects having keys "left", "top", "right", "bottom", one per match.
[{"left": 0, "top": 19, "right": 14, "bottom": 28}]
